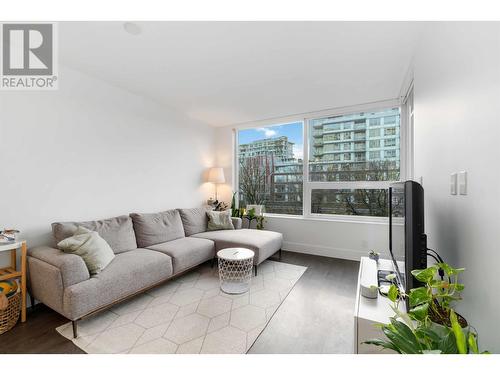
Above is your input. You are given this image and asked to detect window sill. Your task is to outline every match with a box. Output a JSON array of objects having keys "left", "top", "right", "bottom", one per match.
[{"left": 263, "top": 213, "right": 396, "bottom": 225}]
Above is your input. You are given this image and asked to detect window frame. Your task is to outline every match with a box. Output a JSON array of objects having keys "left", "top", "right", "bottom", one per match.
[{"left": 233, "top": 98, "right": 411, "bottom": 223}]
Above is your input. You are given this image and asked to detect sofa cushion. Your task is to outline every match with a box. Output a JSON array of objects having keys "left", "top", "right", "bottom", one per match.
[
  {"left": 178, "top": 207, "right": 211, "bottom": 236},
  {"left": 147, "top": 237, "right": 215, "bottom": 274},
  {"left": 207, "top": 210, "right": 235, "bottom": 231},
  {"left": 57, "top": 226, "right": 115, "bottom": 275},
  {"left": 52, "top": 215, "right": 137, "bottom": 254},
  {"left": 130, "top": 210, "right": 185, "bottom": 248},
  {"left": 192, "top": 229, "right": 282, "bottom": 265},
  {"left": 62, "top": 248, "right": 173, "bottom": 320}
]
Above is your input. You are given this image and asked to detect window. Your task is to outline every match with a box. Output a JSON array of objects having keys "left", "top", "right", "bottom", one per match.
[
  {"left": 385, "top": 127, "right": 397, "bottom": 136},
  {"left": 308, "top": 107, "right": 401, "bottom": 217},
  {"left": 311, "top": 189, "right": 388, "bottom": 217},
  {"left": 237, "top": 122, "right": 303, "bottom": 215},
  {"left": 385, "top": 138, "right": 396, "bottom": 147},
  {"left": 385, "top": 149, "right": 397, "bottom": 158},
  {"left": 236, "top": 105, "right": 404, "bottom": 219}
]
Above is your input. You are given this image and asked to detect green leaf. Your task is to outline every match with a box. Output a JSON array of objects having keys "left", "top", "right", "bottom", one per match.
[
  {"left": 409, "top": 303, "right": 429, "bottom": 322},
  {"left": 438, "top": 263, "right": 465, "bottom": 276},
  {"left": 382, "top": 326, "right": 419, "bottom": 354},
  {"left": 411, "top": 266, "right": 438, "bottom": 282},
  {"left": 468, "top": 332, "right": 479, "bottom": 354},
  {"left": 429, "top": 280, "right": 451, "bottom": 289},
  {"left": 415, "top": 326, "right": 443, "bottom": 349},
  {"left": 438, "top": 330, "right": 458, "bottom": 354},
  {"left": 386, "top": 273, "right": 397, "bottom": 281},
  {"left": 409, "top": 287, "right": 431, "bottom": 307},
  {"left": 450, "top": 310, "right": 467, "bottom": 354},
  {"left": 388, "top": 284, "right": 399, "bottom": 302},
  {"left": 386, "top": 318, "right": 422, "bottom": 353}
]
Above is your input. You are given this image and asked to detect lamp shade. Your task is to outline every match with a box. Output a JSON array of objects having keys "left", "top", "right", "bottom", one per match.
[{"left": 208, "top": 167, "right": 225, "bottom": 184}]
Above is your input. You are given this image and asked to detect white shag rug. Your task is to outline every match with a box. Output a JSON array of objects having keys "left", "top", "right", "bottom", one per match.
[{"left": 56, "top": 260, "right": 306, "bottom": 354}]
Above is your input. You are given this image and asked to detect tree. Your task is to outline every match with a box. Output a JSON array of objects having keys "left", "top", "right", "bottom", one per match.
[{"left": 238, "top": 156, "right": 269, "bottom": 205}]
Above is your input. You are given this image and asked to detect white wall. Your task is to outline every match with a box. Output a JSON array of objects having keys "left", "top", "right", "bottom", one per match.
[
  {"left": 214, "top": 126, "right": 392, "bottom": 261},
  {"left": 0, "top": 66, "right": 215, "bottom": 266},
  {"left": 413, "top": 22, "right": 500, "bottom": 352}
]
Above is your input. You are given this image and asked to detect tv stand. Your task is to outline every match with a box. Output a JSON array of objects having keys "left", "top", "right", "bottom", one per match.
[{"left": 354, "top": 256, "right": 405, "bottom": 354}]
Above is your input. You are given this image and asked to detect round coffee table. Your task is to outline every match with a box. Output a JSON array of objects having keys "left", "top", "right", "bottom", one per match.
[{"left": 217, "top": 248, "right": 254, "bottom": 294}]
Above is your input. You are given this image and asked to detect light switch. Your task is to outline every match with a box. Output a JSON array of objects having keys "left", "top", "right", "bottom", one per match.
[
  {"left": 459, "top": 171, "right": 467, "bottom": 195},
  {"left": 450, "top": 173, "right": 457, "bottom": 195}
]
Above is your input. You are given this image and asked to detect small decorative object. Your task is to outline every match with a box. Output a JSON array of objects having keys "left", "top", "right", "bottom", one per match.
[
  {"left": 0, "top": 229, "right": 19, "bottom": 243},
  {"left": 365, "top": 262, "right": 489, "bottom": 354},
  {"left": 213, "top": 201, "right": 229, "bottom": 211},
  {"left": 207, "top": 198, "right": 216, "bottom": 206},
  {"left": 360, "top": 258, "right": 378, "bottom": 299},
  {"left": 368, "top": 250, "right": 380, "bottom": 262}
]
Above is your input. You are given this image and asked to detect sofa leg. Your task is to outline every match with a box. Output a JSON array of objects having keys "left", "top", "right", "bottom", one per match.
[
  {"left": 254, "top": 265, "right": 257, "bottom": 277},
  {"left": 211, "top": 257, "right": 217, "bottom": 268},
  {"left": 72, "top": 320, "right": 78, "bottom": 339},
  {"left": 279, "top": 248, "right": 282, "bottom": 261},
  {"left": 29, "top": 294, "right": 35, "bottom": 312}
]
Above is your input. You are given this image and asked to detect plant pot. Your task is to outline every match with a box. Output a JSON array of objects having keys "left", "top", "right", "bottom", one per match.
[{"left": 429, "top": 300, "right": 468, "bottom": 328}]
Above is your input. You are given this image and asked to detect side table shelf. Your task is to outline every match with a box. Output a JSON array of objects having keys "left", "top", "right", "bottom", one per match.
[{"left": 0, "top": 241, "right": 27, "bottom": 323}]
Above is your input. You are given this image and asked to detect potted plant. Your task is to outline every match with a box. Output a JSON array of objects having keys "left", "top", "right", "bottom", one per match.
[{"left": 365, "top": 263, "right": 488, "bottom": 354}]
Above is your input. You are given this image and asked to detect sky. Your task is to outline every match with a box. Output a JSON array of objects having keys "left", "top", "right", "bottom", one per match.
[{"left": 238, "top": 121, "right": 304, "bottom": 159}]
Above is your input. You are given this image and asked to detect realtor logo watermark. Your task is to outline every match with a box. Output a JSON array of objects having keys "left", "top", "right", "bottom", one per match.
[{"left": 1, "top": 22, "right": 58, "bottom": 90}]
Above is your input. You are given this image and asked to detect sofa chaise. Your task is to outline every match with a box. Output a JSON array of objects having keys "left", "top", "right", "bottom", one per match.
[{"left": 27, "top": 207, "right": 283, "bottom": 338}]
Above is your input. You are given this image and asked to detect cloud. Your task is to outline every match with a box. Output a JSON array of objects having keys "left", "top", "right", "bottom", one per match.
[
  {"left": 256, "top": 127, "right": 277, "bottom": 138},
  {"left": 293, "top": 144, "right": 303, "bottom": 159}
]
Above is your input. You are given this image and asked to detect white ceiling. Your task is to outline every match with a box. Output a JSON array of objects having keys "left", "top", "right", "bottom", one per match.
[{"left": 60, "top": 22, "right": 422, "bottom": 127}]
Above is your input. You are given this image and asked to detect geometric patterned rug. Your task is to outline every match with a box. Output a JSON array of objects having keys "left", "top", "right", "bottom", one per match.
[{"left": 56, "top": 260, "right": 306, "bottom": 354}]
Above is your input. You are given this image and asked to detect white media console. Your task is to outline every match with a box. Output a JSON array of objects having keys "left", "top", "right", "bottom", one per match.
[{"left": 354, "top": 256, "right": 405, "bottom": 354}]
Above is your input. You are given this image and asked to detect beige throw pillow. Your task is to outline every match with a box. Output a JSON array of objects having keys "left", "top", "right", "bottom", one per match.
[
  {"left": 57, "top": 226, "right": 115, "bottom": 275},
  {"left": 207, "top": 210, "right": 235, "bottom": 231}
]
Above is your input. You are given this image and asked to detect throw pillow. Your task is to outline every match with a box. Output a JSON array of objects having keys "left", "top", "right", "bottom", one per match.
[
  {"left": 207, "top": 210, "right": 235, "bottom": 231},
  {"left": 57, "top": 226, "right": 115, "bottom": 275}
]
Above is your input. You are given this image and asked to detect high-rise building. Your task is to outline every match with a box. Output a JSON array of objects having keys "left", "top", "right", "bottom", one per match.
[
  {"left": 238, "top": 136, "right": 302, "bottom": 215},
  {"left": 238, "top": 136, "right": 295, "bottom": 163},
  {"left": 309, "top": 108, "right": 400, "bottom": 182}
]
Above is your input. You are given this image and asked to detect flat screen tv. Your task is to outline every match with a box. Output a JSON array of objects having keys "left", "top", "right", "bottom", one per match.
[{"left": 388, "top": 181, "right": 427, "bottom": 299}]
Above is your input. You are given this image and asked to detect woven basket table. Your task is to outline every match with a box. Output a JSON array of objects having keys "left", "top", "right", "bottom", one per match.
[{"left": 217, "top": 248, "right": 254, "bottom": 294}]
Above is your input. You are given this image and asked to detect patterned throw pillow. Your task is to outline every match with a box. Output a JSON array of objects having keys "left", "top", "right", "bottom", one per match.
[
  {"left": 57, "top": 226, "right": 115, "bottom": 275},
  {"left": 206, "top": 210, "right": 235, "bottom": 231}
]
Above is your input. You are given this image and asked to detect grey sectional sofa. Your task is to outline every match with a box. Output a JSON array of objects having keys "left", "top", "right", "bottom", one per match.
[{"left": 27, "top": 207, "right": 283, "bottom": 338}]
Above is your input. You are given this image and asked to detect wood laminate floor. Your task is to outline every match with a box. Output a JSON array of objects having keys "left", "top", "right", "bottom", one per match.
[{"left": 0, "top": 251, "right": 359, "bottom": 354}]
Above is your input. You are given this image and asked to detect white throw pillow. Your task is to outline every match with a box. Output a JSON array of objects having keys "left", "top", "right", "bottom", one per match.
[
  {"left": 207, "top": 210, "right": 235, "bottom": 231},
  {"left": 57, "top": 226, "right": 115, "bottom": 275}
]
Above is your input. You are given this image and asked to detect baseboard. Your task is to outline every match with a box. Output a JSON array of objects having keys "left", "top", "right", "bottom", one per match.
[{"left": 282, "top": 240, "right": 391, "bottom": 261}]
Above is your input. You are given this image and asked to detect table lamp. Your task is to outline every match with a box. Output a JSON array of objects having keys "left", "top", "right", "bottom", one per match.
[{"left": 208, "top": 167, "right": 225, "bottom": 203}]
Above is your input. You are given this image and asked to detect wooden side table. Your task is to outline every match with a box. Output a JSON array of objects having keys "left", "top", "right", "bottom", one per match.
[{"left": 0, "top": 241, "right": 27, "bottom": 323}]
